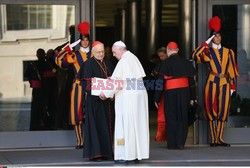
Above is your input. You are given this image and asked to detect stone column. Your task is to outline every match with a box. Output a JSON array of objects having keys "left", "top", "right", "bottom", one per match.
[
  {"left": 179, "top": 0, "right": 192, "bottom": 59},
  {"left": 115, "top": 8, "right": 127, "bottom": 42},
  {"left": 120, "top": 8, "right": 127, "bottom": 42},
  {"left": 146, "top": 0, "right": 162, "bottom": 60},
  {"left": 127, "top": 0, "right": 141, "bottom": 57}
]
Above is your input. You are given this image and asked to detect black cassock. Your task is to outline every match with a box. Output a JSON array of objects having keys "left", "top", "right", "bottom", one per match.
[
  {"left": 154, "top": 54, "right": 196, "bottom": 149},
  {"left": 80, "top": 57, "right": 114, "bottom": 160},
  {"left": 25, "top": 59, "right": 57, "bottom": 130}
]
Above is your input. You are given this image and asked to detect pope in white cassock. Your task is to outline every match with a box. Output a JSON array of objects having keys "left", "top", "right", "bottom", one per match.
[{"left": 100, "top": 41, "right": 149, "bottom": 163}]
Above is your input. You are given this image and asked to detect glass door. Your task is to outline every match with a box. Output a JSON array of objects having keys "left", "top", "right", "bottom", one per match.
[
  {"left": 0, "top": 0, "right": 90, "bottom": 149},
  {"left": 208, "top": 0, "right": 250, "bottom": 144}
]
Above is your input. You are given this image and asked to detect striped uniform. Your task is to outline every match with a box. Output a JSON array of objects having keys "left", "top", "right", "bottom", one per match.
[
  {"left": 55, "top": 49, "right": 91, "bottom": 125},
  {"left": 192, "top": 43, "right": 239, "bottom": 144}
]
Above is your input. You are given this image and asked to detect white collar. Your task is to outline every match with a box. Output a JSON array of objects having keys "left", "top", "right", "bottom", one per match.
[
  {"left": 80, "top": 46, "right": 90, "bottom": 53},
  {"left": 212, "top": 42, "right": 221, "bottom": 49}
]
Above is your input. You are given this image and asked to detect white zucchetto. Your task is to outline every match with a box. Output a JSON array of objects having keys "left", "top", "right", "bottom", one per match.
[{"left": 113, "top": 40, "right": 126, "bottom": 48}]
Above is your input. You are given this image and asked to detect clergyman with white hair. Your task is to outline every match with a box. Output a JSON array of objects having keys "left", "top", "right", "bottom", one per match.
[
  {"left": 99, "top": 40, "right": 149, "bottom": 164},
  {"left": 81, "top": 41, "right": 114, "bottom": 161}
]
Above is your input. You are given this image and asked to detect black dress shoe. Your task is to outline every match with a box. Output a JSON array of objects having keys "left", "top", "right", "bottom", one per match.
[
  {"left": 210, "top": 143, "right": 217, "bottom": 147},
  {"left": 217, "top": 142, "right": 230, "bottom": 147},
  {"left": 75, "top": 145, "right": 84, "bottom": 149}
]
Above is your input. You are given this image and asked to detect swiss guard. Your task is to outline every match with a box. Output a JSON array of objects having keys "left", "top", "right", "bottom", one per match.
[
  {"left": 192, "top": 16, "right": 239, "bottom": 147},
  {"left": 54, "top": 21, "right": 92, "bottom": 149}
]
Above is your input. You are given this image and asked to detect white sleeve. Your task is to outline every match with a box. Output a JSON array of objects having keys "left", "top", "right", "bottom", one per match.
[{"left": 103, "top": 79, "right": 126, "bottom": 98}]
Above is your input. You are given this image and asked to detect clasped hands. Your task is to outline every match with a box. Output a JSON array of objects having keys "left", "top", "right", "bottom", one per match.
[
  {"left": 99, "top": 77, "right": 112, "bottom": 100},
  {"left": 99, "top": 92, "right": 107, "bottom": 100}
]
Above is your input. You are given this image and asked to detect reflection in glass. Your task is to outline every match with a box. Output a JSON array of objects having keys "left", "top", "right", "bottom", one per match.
[{"left": 0, "top": 4, "right": 75, "bottom": 132}]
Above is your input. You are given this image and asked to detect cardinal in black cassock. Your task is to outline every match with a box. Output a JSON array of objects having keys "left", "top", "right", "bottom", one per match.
[
  {"left": 154, "top": 42, "right": 196, "bottom": 149},
  {"left": 80, "top": 41, "right": 114, "bottom": 161}
]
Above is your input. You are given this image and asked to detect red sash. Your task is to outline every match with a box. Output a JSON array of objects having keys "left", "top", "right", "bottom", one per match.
[
  {"left": 42, "top": 71, "right": 56, "bottom": 78},
  {"left": 30, "top": 80, "right": 42, "bottom": 88},
  {"left": 164, "top": 77, "right": 189, "bottom": 90}
]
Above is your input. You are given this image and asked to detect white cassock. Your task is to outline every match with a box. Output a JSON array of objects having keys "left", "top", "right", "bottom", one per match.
[{"left": 103, "top": 51, "right": 149, "bottom": 161}]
